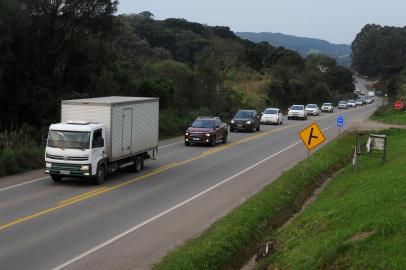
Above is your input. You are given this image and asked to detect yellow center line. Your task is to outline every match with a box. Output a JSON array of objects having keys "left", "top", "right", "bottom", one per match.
[
  {"left": 58, "top": 187, "right": 109, "bottom": 205},
  {"left": 0, "top": 111, "right": 350, "bottom": 231}
]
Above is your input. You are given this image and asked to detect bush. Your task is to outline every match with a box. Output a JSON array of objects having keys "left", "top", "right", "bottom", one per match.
[{"left": 0, "top": 128, "right": 44, "bottom": 177}]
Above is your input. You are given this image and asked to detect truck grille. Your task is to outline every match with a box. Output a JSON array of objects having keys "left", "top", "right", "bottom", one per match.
[{"left": 46, "top": 153, "right": 88, "bottom": 161}]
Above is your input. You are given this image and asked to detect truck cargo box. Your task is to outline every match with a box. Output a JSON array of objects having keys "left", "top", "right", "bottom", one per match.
[{"left": 61, "top": 96, "right": 159, "bottom": 161}]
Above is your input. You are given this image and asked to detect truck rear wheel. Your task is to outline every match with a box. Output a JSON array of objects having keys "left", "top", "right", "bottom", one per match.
[
  {"left": 134, "top": 155, "right": 144, "bottom": 172},
  {"left": 94, "top": 165, "right": 105, "bottom": 185},
  {"left": 51, "top": 174, "right": 62, "bottom": 183}
]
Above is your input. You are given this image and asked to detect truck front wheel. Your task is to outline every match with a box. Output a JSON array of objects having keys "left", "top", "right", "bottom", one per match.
[
  {"left": 94, "top": 165, "right": 105, "bottom": 185},
  {"left": 51, "top": 174, "right": 62, "bottom": 183}
]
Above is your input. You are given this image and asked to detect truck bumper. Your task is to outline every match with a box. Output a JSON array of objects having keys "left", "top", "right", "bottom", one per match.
[{"left": 45, "top": 162, "right": 92, "bottom": 177}]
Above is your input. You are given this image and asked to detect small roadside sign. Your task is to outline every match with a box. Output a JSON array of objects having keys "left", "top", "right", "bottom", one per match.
[
  {"left": 299, "top": 123, "right": 326, "bottom": 151},
  {"left": 337, "top": 115, "right": 344, "bottom": 127},
  {"left": 394, "top": 101, "right": 404, "bottom": 110}
]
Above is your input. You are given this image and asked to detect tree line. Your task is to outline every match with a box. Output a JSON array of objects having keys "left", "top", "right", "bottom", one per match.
[
  {"left": 352, "top": 24, "right": 406, "bottom": 98},
  {"left": 0, "top": 0, "right": 354, "bottom": 139}
]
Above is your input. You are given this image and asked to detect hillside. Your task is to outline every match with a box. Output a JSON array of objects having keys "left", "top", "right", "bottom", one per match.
[{"left": 236, "top": 32, "right": 351, "bottom": 67}]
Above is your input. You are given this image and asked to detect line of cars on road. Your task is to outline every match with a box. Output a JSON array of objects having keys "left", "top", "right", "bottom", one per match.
[
  {"left": 184, "top": 102, "right": 335, "bottom": 146},
  {"left": 338, "top": 97, "right": 374, "bottom": 109}
]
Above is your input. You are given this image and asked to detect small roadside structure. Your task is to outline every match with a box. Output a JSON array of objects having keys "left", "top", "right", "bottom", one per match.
[{"left": 353, "top": 133, "right": 387, "bottom": 170}]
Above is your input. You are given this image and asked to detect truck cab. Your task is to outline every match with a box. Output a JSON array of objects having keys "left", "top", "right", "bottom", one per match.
[{"left": 45, "top": 121, "right": 107, "bottom": 183}]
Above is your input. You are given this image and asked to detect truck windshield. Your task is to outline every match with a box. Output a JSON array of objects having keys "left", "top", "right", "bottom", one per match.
[{"left": 47, "top": 130, "right": 90, "bottom": 150}]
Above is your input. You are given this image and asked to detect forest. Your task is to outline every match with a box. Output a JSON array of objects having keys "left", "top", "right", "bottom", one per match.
[
  {"left": 0, "top": 0, "right": 354, "bottom": 175},
  {"left": 352, "top": 24, "right": 406, "bottom": 99}
]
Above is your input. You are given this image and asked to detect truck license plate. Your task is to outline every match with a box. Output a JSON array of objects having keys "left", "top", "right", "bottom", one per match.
[{"left": 60, "top": 170, "right": 70, "bottom": 175}]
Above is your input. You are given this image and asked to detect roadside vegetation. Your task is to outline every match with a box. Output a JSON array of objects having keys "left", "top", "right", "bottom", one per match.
[
  {"left": 0, "top": 128, "right": 43, "bottom": 176},
  {"left": 370, "top": 104, "right": 406, "bottom": 125},
  {"left": 0, "top": 1, "right": 354, "bottom": 176},
  {"left": 153, "top": 132, "right": 356, "bottom": 270},
  {"left": 258, "top": 128, "right": 406, "bottom": 270}
]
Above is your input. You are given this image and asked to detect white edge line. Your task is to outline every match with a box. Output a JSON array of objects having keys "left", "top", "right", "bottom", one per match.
[
  {"left": 0, "top": 176, "right": 49, "bottom": 192},
  {"left": 52, "top": 125, "right": 336, "bottom": 270}
]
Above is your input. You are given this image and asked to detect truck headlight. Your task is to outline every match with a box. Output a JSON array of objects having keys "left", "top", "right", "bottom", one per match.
[
  {"left": 231, "top": 119, "right": 235, "bottom": 124},
  {"left": 246, "top": 121, "right": 251, "bottom": 124},
  {"left": 46, "top": 162, "right": 52, "bottom": 168},
  {"left": 205, "top": 133, "right": 211, "bottom": 137},
  {"left": 80, "top": 165, "right": 90, "bottom": 171}
]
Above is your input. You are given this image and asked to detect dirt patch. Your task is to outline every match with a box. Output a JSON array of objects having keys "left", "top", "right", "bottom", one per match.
[{"left": 344, "top": 231, "right": 375, "bottom": 244}]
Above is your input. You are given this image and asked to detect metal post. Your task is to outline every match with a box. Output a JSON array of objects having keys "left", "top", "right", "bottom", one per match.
[{"left": 302, "top": 150, "right": 310, "bottom": 178}]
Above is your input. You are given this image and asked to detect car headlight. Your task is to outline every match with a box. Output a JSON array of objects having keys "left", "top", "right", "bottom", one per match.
[
  {"left": 246, "top": 121, "right": 251, "bottom": 124},
  {"left": 231, "top": 119, "right": 235, "bottom": 124},
  {"left": 185, "top": 132, "right": 189, "bottom": 136},
  {"left": 80, "top": 165, "right": 90, "bottom": 171},
  {"left": 46, "top": 162, "right": 52, "bottom": 168},
  {"left": 205, "top": 133, "right": 211, "bottom": 137}
]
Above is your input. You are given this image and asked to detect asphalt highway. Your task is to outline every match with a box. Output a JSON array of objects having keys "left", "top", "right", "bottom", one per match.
[{"left": 0, "top": 90, "right": 379, "bottom": 270}]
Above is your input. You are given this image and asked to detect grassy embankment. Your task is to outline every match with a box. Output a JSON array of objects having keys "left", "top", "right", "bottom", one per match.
[
  {"left": 370, "top": 104, "right": 406, "bottom": 125},
  {"left": 153, "top": 132, "right": 358, "bottom": 270},
  {"left": 258, "top": 128, "right": 406, "bottom": 270},
  {"left": 0, "top": 128, "right": 43, "bottom": 177}
]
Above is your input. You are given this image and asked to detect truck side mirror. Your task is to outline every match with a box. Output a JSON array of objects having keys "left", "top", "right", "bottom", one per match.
[{"left": 41, "top": 134, "right": 48, "bottom": 145}]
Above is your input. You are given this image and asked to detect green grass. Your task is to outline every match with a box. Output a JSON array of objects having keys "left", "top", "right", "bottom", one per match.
[
  {"left": 371, "top": 104, "right": 406, "bottom": 125},
  {"left": 259, "top": 128, "right": 406, "bottom": 270},
  {"left": 153, "top": 132, "right": 357, "bottom": 270},
  {"left": 0, "top": 128, "right": 44, "bottom": 177}
]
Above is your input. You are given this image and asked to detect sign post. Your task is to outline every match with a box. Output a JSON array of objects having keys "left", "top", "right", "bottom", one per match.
[
  {"left": 337, "top": 115, "right": 344, "bottom": 136},
  {"left": 298, "top": 123, "right": 326, "bottom": 178}
]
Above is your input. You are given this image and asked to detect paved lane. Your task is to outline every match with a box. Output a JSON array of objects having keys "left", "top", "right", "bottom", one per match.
[{"left": 0, "top": 99, "right": 378, "bottom": 270}]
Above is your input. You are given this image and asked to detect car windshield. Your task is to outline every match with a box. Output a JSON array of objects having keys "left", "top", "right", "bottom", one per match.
[
  {"left": 323, "top": 103, "right": 332, "bottom": 106},
  {"left": 191, "top": 119, "right": 215, "bottom": 128},
  {"left": 47, "top": 130, "right": 90, "bottom": 150},
  {"left": 348, "top": 100, "right": 355, "bottom": 103},
  {"left": 264, "top": 109, "right": 278, "bottom": 114},
  {"left": 291, "top": 105, "right": 304, "bottom": 110},
  {"left": 339, "top": 101, "right": 346, "bottom": 104},
  {"left": 306, "top": 104, "right": 317, "bottom": 108},
  {"left": 235, "top": 111, "right": 253, "bottom": 118}
]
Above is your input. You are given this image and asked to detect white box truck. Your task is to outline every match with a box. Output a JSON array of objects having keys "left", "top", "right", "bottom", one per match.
[{"left": 44, "top": 96, "right": 159, "bottom": 184}]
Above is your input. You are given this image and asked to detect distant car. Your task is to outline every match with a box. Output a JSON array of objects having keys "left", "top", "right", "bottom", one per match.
[
  {"left": 347, "top": 100, "right": 356, "bottom": 108},
  {"left": 185, "top": 117, "right": 228, "bottom": 146},
  {"left": 362, "top": 98, "right": 367, "bottom": 105},
  {"left": 371, "top": 97, "right": 375, "bottom": 102},
  {"left": 321, "top": 102, "right": 334, "bottom": 113},
  {"left": 305, "top": 104, "right": 320, "bottom": 116},
  {"left": 365, "top": 97, "right": 372, "bottom": 104},
  {"left": 230, "top": 110, "right": 260, "bottom": 132},
  {"left": 288, "top": 105, "right": 307, "bottom": 120},
  {"left": 261, "top": 108, "right": 283, "bottom": 125},
  {"left": 355, "top": 89, "right": 360, "bottom": 94},
  {"left": 355, "top": 99, "right": 363, "bottom": 106},
  {"left": 338, "top": 101, "right": 348, "bottom": 109}
]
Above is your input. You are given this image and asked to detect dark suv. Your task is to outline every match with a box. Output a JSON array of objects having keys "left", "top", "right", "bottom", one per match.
[
  {"left": 184, "top": 117, "right": 228, "bottom": 146},
  {"left": 230, "top": 110, "right": 260, "bottom": 132}
]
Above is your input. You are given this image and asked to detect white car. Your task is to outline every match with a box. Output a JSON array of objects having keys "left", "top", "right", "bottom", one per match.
[
  {"left": 347, "top": 100, "right": 356, "bottom": 108},
  {"left": 261, "top": 108, "right": 283, "bottom": 125},
  {"left": 338, "top": 101, "right": 348, "bottom": 109},
  {"left": 305, "top": 104, "right": 320, "bottom": 116},
  {"left": 288, "top": 105, "right": 307, "bottom": 120},
  {"left": 321, "top": 102, "right": 334, "bottom": 112}
]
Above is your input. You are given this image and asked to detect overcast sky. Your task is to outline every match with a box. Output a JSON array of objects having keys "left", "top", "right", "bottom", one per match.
[{"left": 117, "top": 0, "right": 406, "bottom": 44}]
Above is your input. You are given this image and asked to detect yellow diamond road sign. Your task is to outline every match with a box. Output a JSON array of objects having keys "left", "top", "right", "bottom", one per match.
[{"left": 299, "top": 123, "right": 326, "bottom": 151}]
